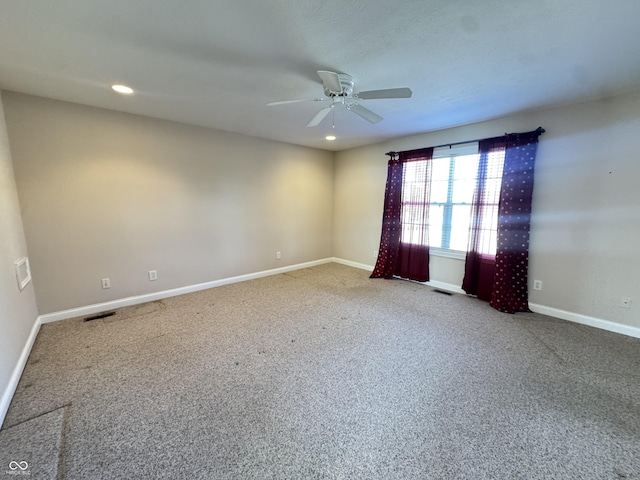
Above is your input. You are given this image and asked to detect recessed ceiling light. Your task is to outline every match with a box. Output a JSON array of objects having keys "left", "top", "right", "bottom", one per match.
[
  {"left": 325, "top": 135, "right": 336, "bottom": 141},
  {"left": 111, "top": 84, "right": 134, "bottom": 95}
]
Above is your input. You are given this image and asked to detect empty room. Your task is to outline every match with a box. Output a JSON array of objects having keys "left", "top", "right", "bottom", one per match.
[{"left": 1, "top": 1, "right": 639, "bottom": 479}]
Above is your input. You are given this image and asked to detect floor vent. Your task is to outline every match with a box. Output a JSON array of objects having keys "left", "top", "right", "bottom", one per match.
[
  {"left": 84, "top": 311, "right": 116, "bottom": 322},
  {"left": 433, "top": 289, "right": 453, "bottom": 296}
]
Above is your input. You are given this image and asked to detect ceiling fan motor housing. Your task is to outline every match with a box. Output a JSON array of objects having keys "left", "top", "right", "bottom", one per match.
[{"left": 324, "top": 73, "right": 354, "bottom": 97}]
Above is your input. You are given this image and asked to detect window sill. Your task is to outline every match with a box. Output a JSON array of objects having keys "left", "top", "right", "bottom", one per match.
[{"left": 429, "top": 247, "right": 466, "bottom": 260}]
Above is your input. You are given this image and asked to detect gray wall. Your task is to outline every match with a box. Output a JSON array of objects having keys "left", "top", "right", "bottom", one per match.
[
  {"left": 3, "top": 92, "right": 334, "bottom": 314},
  {"left": 334, "top": 91, "right": 640, "bottom": 330},
  {"left": 3, "top": 88, "right": 640, "bottom": 332},
  {"left": 0, "top": 91, "right": 38, "bottom": 415}
]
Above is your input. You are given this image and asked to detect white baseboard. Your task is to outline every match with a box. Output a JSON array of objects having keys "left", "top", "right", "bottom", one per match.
[
  {"left": 6, "top": 259, "right": 638, "bottom": 428},
  {"left": 331, "top": 257, "right": 374, "bottom": 271},
  {"left": 39, "top": 258, "right": 334, "bottom": 324},
  {"left": 39, "top": 258, "right": 640, "bottom": 340},
  {"left": 423, "top": 280, "right": 466, "bottom": 295},
  {"left": 0, "top": 316, "right": 41, "bottom": 427},
  {"left": 3, "top": 259, "right": 333, "bottom": 426},
  {"left": 529, "top": 303, "right": 640, "bottom": 339},
  {"left": 331, "top": 257, "right": 466, "bottom": 294},
  {"left": 331, "top": 257, "right": 639, "bottom": 337}
]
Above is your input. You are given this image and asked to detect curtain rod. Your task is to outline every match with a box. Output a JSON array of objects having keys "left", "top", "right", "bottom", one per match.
[{"left": 385, "top": 126, "right": 545, "bottom": 157}]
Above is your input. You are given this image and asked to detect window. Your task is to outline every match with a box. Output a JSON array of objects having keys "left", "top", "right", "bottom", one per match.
[
  {"left": 471, "top": 147, "right": 505, "bottom": 255},
  {"left": 429, "top": 147, "right": 478, "bottom": 252},
  {"left": 400, "top": 143, "right": 504, "bottom": 256},
  {"left": 399, "top": 159, "right": 430, "bottom": 247}
]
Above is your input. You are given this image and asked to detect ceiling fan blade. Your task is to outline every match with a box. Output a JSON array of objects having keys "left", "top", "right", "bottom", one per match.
[
  {"left": 356, "top": 87, "right": 412, "bottom": 100},
  {"left": 347, "top": 103, "right": 383, "bottom": 124},
  {"left": 317, "top": 70, "right": 342, "bottom": 93},
  {"left": 267, "top": 98, "right": 324, "bottom": 106},
  {"left": 306, "top": 106, "right": 333, "bottom": 127}
]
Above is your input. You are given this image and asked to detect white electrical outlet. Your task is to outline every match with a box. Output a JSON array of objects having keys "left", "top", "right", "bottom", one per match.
[
  {"left": 148, "top": 270, "right": 158, "bottom": 281},
  {"left": 533, "top": 280, "right": 542, "bottom": 291},
  {"left": 620, "top": 297, "right": 632, "bottom": 308},
  {"left": 276, "top": 251, "right": 281, "bottom": 260},
  {"left": 101, "top": 278, "right": 111, "bottom": 289},
  {"left": 374, "top": 249, "right": 378, "bottom": 258}
]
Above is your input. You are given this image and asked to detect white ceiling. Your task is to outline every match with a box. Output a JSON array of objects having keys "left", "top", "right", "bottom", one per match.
[{"left": 1, "top": 1, "right": 640, "bottom": 151}]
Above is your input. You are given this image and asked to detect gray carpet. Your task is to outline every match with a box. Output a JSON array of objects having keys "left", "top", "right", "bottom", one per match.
[
  {"left": 1, "top": 263, "right": 639, "bottom": 479},
  {"left": 0, "top": 407, "right": 66, "bottom": 479}
]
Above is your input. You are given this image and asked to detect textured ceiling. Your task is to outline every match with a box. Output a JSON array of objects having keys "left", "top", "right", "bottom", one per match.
[{"left": 1, "top": 0, "right": 640, "bottom": 151}]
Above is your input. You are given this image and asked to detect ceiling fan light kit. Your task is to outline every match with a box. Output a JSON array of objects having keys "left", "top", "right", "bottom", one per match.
[
  {"left": 318, "top": 71, "right": 354, "bottom": 97},
  {"left": 268, "top": 70, "right": 412, "bottom": 129}
]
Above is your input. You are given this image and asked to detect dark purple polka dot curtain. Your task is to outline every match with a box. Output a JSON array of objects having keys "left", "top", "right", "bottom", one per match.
[
  {"left": 490, "top": 130, "right": 541, "bottom": 313},
  {"left": 463, "top": 128, "right": 542, "bottom": 313},
  {"left": 372, "top": 129, "right": 541, "bottom": 313},
  {"left": 462, "top": 137, "right": 505, "bottom": 301},
  {"left": 371, "top": 157, "right": 404, "bottom": 279},
  {"left": 371, "top": 148, "right": 434, "bottom": 281}
]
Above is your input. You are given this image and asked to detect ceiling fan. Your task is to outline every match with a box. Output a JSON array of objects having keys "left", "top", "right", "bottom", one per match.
[{"left": 268, "top": 70, "right": 412, "bottom": 127}]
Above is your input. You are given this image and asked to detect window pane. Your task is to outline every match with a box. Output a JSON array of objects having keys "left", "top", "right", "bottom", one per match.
[
  {"left": 452, "top": 155, "right": 479, "bottom": 204},
  {"left": 476, "top": 149, "right": 505, "bottom": 255},
  {"left": 430, "top": 158, "right": 450, "bottom": 203},
  {"left": 450, "top": 205, "right": 471, "bottom": 251},
  {"left": 403, "top": 161, "right": 425, "bottom": 185},
  {"left": 400, "top": 159, "right": 429, "bottom": 246},
  {"left": 477, "top": 207, "right": 499, "bottom": 254},
  {"left": 394, "top": 143, "right": 505, "bottom": 255},
  {"left": 428, "top": 205, "right": 444, "bottom": 248},
  {"left": 401, "top": 206, "right": 428, "bottom": 245}
]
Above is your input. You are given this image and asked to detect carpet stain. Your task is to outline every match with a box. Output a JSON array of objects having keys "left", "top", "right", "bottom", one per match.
[{"left": 615, "top": 468, "right": 628, "bottom": 478}]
